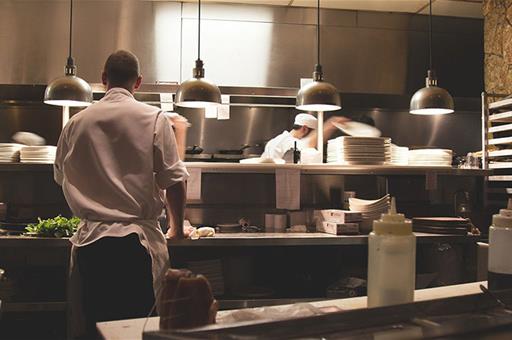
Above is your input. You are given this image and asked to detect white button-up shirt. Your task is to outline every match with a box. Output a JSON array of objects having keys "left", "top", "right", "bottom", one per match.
[
  {"left": 54, "top": 87, "right": 189, "bottom": 301},
  {"left": 261, "top": 130, "right": 307, "bottom": 159}
]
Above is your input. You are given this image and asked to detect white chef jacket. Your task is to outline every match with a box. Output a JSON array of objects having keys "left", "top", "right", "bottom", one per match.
[
  {"left": 54, "top": 88, "right": 189, "bottom": 331},
  {"left": 261, "top": 130, "right": 308, "bottom": 159}
]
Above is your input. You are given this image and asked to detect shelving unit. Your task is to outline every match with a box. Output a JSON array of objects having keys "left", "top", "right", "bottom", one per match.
[{"left": 482, "top": 92, "right": 512, "bottom": 207}]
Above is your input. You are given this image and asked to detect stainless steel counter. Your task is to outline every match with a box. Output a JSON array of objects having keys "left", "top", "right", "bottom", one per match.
[
  {"left": 0, "top": 232, "right": 480, "bottom": 248},
  {"left": 186, "top": 163, "right": 491, "bottom": 176},
  {"left": 0, "top": 162, "right": 491, "bottom": 176},
  {"left": 166, "top": 232, "right": 480, "bottom": 247}
]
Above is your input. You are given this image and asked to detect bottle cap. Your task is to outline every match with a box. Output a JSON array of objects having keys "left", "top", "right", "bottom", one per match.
[
  {"left": 492, "top": 198, "right": 512, "bottom": 228},
  {"left": 373, "top": 197, "right": 412, "bottom": 235}
]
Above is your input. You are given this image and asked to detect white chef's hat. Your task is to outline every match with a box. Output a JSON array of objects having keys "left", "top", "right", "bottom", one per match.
[{"left": 294, "top": 113, "right": 317, "bottom": 129}]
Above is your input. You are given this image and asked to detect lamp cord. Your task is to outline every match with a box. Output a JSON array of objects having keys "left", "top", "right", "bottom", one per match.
[
  {"left": 317, "top": 0, "right": 320, "bottom": 66},
  {"left": 68, "top": 0, "right": 73, "bottom": 60},
  {"left": 428, "top": 0, "right": 432, "bottom": 71},
  {"left": 198, "top": 0, "right": 201, "bottom": 61}
]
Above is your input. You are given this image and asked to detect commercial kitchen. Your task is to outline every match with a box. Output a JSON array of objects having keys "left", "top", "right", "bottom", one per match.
[{"left": 1, "top": 0, "right": 512, "bottom": 339}]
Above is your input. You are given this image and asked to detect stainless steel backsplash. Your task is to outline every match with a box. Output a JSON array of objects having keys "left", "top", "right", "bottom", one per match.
[
  {"left": 0, "top": 1, "right": 482, "bottom": 94},
  {"left": 0, "top": 1, "right": 483, "bottom": 154}
]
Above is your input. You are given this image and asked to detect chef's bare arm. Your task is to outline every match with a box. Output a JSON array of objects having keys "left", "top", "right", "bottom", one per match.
[
  {"left": 305, "top": 116, "right": 349, "bottom": 147},
  {"left": 166, "top": 113, "right": 190, "bottom": 161},
  {"left": 165, "top": 181, "right": 187, "bottom": 238},
  {"left": 155, "top": 113, "right": 190, "bottom": 238}
]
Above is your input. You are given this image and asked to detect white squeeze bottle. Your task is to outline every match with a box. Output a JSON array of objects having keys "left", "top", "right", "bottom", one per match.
[
  {"left": 367, "top": 198, "right": 416, "bottom": 307},
  {"left": 488, "top": 198, "right": 512, "bottom": 291}
]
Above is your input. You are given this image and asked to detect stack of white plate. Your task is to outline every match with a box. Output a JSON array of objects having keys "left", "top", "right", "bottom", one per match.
[
  {"left": 349, "top": 195, "right": 391, "bottom": 233},
  {"left": 408, "top": 149, "right": 452, "bottom": 167},
  {"left": 390, "top": 144, "right": 409, "bottom": 165},
  {"left": 19, "top": 146, "right": 57, "bottom": 164},
  {"left": 327, "top": 137, "right": 391, "bottom": 165},
  {"left": 186, "top": 259, "right": 225, "bottom": 296},
  {"left": 0, "top": 143, "right": 23, "bottom": 163}
]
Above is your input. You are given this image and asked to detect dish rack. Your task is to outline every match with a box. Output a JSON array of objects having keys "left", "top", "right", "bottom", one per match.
[{"left": 482, "top": 92, "right": 512, "bottom": 207}]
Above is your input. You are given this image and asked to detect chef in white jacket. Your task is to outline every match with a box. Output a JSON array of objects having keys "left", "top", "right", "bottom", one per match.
[
  {"left": 262, "top": 113, "right": 348, "bottom": 159},
  {"left": 54, "top": 50, "right": 188, "bottom": 338}
]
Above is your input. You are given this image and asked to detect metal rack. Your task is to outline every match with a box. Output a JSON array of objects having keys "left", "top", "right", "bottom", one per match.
[{"left": 482, "top": 92, "right": 512, "bottom": 207}]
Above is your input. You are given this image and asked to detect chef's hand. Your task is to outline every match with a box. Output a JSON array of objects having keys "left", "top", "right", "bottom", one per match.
[{"left": 166, "top": 225, "right": 194, "bottom": 240}]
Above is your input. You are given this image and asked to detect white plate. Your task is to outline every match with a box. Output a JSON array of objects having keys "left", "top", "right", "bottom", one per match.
[
  {"left": 20, "top": 146, "right": 56, "bottom": 151},
  {"left": 20, "top": 160, "right": 54, "bottom": 164},
  {"left": 20, "top": 151, "right": 56, "bottom": 155},
  {"left": 333, "top": 121, "right": 382, "bottom": 137},
  {"left": 329, "top": 137, "right": 390, "bottom": 144},
  {"left": 349, "top": 196, "right": 390, "bottom": 206},
  {"left": 351, "top": 205, "right": 390, "bottom": 212}
]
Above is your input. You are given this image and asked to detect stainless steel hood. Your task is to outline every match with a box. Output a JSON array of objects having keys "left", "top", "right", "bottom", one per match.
[{"left": 0, "top": 1, "right": 483, "bottom": 98}]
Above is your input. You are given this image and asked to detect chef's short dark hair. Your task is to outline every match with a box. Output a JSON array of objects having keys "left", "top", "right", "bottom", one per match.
[
  {"left": 104, "top": 50, "right": 140, "bottom": 88},
  {"left": 292, "top": 124, "right": 311, "bottom": 130}
]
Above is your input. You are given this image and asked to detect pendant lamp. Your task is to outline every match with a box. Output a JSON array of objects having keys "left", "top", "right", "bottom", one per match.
[
  {"left": 175, "top": 0, "right": 221, "bottom": 109},
  {"left": 44, "top": 0, "right": 92, "bottom": 107},
  {"left": 296, "top": 0, "right": 340, "bottom": 112},
  {"left": 410, "top": 0, "right": 454, "bottom": 115}
]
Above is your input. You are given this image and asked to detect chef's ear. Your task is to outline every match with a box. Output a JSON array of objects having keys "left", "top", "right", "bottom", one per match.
[
  {"left": 101, "top": 72, "right": 107, "bottom": 86},
  {"left": 134, "top": 75, "right": 143, "bottom": 90}
]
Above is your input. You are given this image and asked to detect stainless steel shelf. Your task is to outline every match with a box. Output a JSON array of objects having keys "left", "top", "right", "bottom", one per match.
[
  {"left": 489, "top": 98, "right": 512, "bottom": 111},
  {"left": 0, "top": 163, "right": 491, "bottom": 176},
  {"left": 488, "top": 175, "right": 512, "bottom": 181},
  {"left": 489, "top": 111, "right": 512, "bottom": 123},
  {"left": 489, "top": 162, "right": 512, "bottom": 169},
  {"left": 488, "top": 149, "right": 512, "bottom": 157},
  {"left": 489, "top": 136, "right": 512, "bottom": 146},
  {"left": 489, "top": 123, "right": 512, "bottom": 133}
]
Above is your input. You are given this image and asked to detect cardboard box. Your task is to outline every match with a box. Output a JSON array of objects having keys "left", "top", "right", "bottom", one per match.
[
  {"left": 317, "top": 221, "right": 360, "bottom": 235},
  {"left": 314, "top": 209, "right": 362, "bottom": 224}
]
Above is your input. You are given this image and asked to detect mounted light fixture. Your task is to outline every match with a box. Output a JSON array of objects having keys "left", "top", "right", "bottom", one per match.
[
  {"left": 410, "top": 0, "right": 454, "bottom": 115},
  {"left": 44, "top": 0, "right": 92, "bottom": 107},
  {"left": 175, "top": 0, "right": 221, "bottom": 109},
  {"left": 296, "top": 0, "right": 340, "bottom": 112}
]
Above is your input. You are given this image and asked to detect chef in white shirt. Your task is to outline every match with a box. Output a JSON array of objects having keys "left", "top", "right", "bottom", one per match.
[
  {"left": 54, "top": 50, "right": 189, "bottom": 338},
  {"left": 262, "top": 113, "right": 348, "bottom": 159}
]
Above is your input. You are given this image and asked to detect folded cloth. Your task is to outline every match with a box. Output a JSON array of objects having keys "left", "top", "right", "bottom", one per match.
[{"left": 190, "top": 227, "right": 215, "bottom": 240}]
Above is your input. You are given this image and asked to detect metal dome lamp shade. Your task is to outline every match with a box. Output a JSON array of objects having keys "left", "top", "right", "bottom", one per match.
[
  {"left": 410, "top": 0, "right": 454, "bottom": 115},
  {"left": 296, "top": 0, "right": 340, "bottom": 112},
  {"left": 44, "top": 0, "right": 92, "bottom": 107},
  {"left": 175, "top": 0, "right": 221, "bottom": 109}
]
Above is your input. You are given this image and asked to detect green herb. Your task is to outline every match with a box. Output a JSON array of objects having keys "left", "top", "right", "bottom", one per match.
[{"left": 25, "top": 216, "right": 80, "bottom": 238}]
